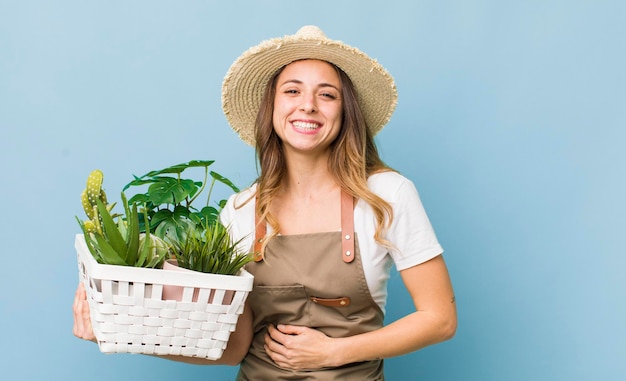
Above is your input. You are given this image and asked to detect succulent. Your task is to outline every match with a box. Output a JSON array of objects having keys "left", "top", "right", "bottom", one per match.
[
  {"left": 77, "top": 169, "right": 170, "bottom": 268},
  {"left": 168, "top": 221, "right": 253, "bottom": 276}
]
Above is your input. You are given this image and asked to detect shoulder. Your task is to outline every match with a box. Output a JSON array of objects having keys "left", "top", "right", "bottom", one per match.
[
  {"left": 367, "top": 170, "right": 410, "bottom": 186},
  {"left": 219, "top": 184, "right": 257, "bottom": 247},
  {"left": 230, "top": 183, "right": 257, "bottom": 206},
  {"left": 221, "top": 184, "right": 256, "bottom": 225},
  {"left": 367, "top": 170, "right": 417, "bottom": 201}
]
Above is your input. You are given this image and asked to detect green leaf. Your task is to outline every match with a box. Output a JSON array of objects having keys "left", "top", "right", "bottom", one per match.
[
  {"left": 154, "top": 220, "right": 173, "bottom": 239},
  {"left": 127, "top": 193, "right": 150, "bottom": 206},
  {"left": 200, "top": 206, "right": 220, "bottom": 226},
  {"left": 96, "top": 199, "right": 127, "bottom": 257},
  {"left": 150, "top": 209, "right": 174, "bottom": 227},
  {"left": 125, "top": 201, "right": 140, "bottom": 265},
  {"left": 217, "top": 199, "right": 228, "bottom": 209},
  {"left": 136, "top": 209, "right": 152, "bottom": 267},
  {"left": 150, "top": 206, "right": 195, "bottom": 239},
  {"left": 144, "top": 160, "right": 215, "bottom": 177},
  {"left": 93, "top": 233, "right": 127, "bottom": 265},
  {"left": 187, "top": 159, "right": 215, "bottom": 168},
  {"left": 210, "top": 171, "right": 240, "bottom": 193},
  {"left": 147, "top": 178, "right": 198, "bottom": 205},
  {"left": 122, "top": 177, "right": 158, "bottom": 192},
  {"left": 76, "top": 217, "right": 100, "bottom": 260},
  {"left": 173, "top": 205, "right": 191, "bottom": 219},
  {"left": 145, "top": 255, "right": 162, "bottom": 268}
]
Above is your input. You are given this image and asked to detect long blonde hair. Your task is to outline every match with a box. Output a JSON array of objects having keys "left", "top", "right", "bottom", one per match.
[{"left": 246, "top": 61, "right": 394, "bottom": 253}]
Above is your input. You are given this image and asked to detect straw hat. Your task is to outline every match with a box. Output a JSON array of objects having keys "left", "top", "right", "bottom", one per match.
[{"left": 221, "top": 25, "right": 398, "bottom": 146}]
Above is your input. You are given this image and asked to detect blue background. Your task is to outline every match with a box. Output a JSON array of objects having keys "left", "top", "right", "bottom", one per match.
[{"left": 1, "top": 1, "right": 624, "bottom": 380}]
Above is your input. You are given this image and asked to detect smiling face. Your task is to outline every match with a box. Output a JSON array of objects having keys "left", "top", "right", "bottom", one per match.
[{"left": 272, "top": 59, "right": 343, "bottom": 156}]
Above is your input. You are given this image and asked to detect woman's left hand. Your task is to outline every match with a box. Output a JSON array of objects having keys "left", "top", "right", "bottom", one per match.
[{"left": 264, "top": 324, "right": 335, "bottom": 370}]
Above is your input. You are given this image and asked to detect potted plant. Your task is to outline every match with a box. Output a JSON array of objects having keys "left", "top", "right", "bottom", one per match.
[
  {"left": 119, "top": 160, "right": 254, "bottom": 301},
  {"left": 74, "top": 160, "right": 254, "bottom": 360},
  {"left": 158, "top": 221, "right": 252, "bottom": 303}
]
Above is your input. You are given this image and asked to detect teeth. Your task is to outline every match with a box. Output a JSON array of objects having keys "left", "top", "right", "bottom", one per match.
[{"left": 293, "top": 121, "right": 319, "bottom": 130}]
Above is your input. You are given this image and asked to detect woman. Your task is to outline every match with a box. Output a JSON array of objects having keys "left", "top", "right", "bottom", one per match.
[{"left": 73, "top": 25, "right": 457, "bottom": 380}]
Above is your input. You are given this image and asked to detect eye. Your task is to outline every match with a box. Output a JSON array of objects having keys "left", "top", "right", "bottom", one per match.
[
  {"left": 284, "top": 89, "right": 299, "bottom": 94},
  {"left": 319, "top": 91, "right": 338, "bottom": 100}
]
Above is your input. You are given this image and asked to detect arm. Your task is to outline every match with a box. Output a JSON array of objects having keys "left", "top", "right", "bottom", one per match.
[
  {"left": 332, "top": 254, "right": 456, "bottom": 362},
  {"left": 264, "top": 254, "right": 456, "bottom": 368},
  {"left": 72, "top": 282, "right": 253, "bottom": 365}
]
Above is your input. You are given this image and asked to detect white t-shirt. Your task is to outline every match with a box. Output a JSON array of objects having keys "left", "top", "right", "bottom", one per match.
[{"left": 220, "top": 171, "right": 443, "bottom": 313}]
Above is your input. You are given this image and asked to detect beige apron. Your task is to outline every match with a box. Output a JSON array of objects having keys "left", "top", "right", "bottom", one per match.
[{"left": 236, "top": 192, "right": 385, "bottom": 380}]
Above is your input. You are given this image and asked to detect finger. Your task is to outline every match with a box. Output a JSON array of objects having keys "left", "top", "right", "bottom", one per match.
[
  {"left": 73, "top": 283, "right": 95, "bottom": 340},
  {"left": 264, "top": 343, "right": 292, "bottom": 369},
  {"left": 73, "top": 283, "right": 87, "bottom": 310},
  {"left": 73, "top": 306, "right": 83, "bottom": 337},
  {"left": 265, "top": 328, "right": 283, "bottom": 351},
  {"left": 267, "top": 324, "right": 283, "bottom": 341},
  {"left": 73, "top": 299, "right": 86, "bottom": 337},
  {"left": 267, "top": 324, "right": 294, "bottom": 348},
  {"left": 276, "top": 324, "right": 305, "bottom": 335},
  {"left": 73, "top": 284, "right": 80, "bottom": 311},
  {"left": 75, "top": 302, "right": 95, "bottom": 341},
  {"left": 265, "top": 329, "right": 295, "bottom": 362},
  {"left": 73, "top": 285, "right": 83, "bottom": 335}
]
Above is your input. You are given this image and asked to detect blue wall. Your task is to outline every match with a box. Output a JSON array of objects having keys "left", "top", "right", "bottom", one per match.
[{"left": 1, "top": 1, "right": 624, "bottom": 380}]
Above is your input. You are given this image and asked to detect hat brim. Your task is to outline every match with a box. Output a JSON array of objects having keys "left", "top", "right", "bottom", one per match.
[{"left": 222, "top": 26, "right": 397, "bottom": 146}]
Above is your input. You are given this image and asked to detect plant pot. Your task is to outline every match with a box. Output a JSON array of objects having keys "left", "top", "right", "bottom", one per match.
[{"left": 161, "top": 259, "right": 235, "bottom": 305}]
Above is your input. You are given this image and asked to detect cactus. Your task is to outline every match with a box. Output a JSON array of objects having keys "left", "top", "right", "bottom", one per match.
[
  {"left": 81, "top": 170, "right": 105, "bottom": 218},
  {"left": 83, "top": 220, "right": 97, "bottom": 234}
]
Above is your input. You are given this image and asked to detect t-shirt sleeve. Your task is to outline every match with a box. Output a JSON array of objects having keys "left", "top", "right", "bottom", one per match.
[
  {"left": 219, "top": 190, "right": 255, "bottom": 254},
  {"left": 386, "top": 178, "right": 443, "bottom": 270}
]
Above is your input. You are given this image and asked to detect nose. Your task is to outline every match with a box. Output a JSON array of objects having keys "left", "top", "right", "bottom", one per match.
[{"left": 300, "top": 94, "right": 317, "bottom": 113}]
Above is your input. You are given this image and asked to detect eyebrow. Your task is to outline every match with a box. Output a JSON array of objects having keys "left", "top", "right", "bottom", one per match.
[{"left": 279, "top": 79, "right": 340, "bottom": 91}]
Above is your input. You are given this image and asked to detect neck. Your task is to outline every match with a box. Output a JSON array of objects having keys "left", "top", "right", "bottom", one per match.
[{"left": 281, "top": 149, "right": 337, "bottom": 197}]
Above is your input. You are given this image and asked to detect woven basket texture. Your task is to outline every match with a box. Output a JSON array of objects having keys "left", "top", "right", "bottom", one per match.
[{"left": 75, "top": 234, "right": 253, "bottom": 360}]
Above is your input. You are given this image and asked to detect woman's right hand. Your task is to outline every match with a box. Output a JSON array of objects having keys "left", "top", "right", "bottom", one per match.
[{"left": 73, "top": 282, "right": 96, "bottom": 342}]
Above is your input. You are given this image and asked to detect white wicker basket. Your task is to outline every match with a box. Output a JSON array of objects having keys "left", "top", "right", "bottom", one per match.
[{"left": 75, "top": 234, "right": 253, "bottom": 360}]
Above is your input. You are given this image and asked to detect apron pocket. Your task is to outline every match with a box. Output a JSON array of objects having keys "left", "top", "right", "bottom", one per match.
[{"left": 249, "top": 284, "right": 311, "bottom": 328}]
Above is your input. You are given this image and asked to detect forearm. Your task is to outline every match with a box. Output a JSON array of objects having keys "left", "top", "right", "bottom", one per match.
[
  {"left": 330, "top": 255, "right": 457, "bottom": 366},
  {"left": 331, "top": 308, "right": 456, "bottom": 366}
]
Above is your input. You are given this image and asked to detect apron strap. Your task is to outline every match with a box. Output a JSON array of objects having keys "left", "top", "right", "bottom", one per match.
[
  {"left": 253, "top": 196, "right": 264, "bottom": 261},
  {"left": 340, "top": 191, "right": 355, "bottom": 263},
  {"left": 253, "top": 191, "right": 356, "bottom": 263}
]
